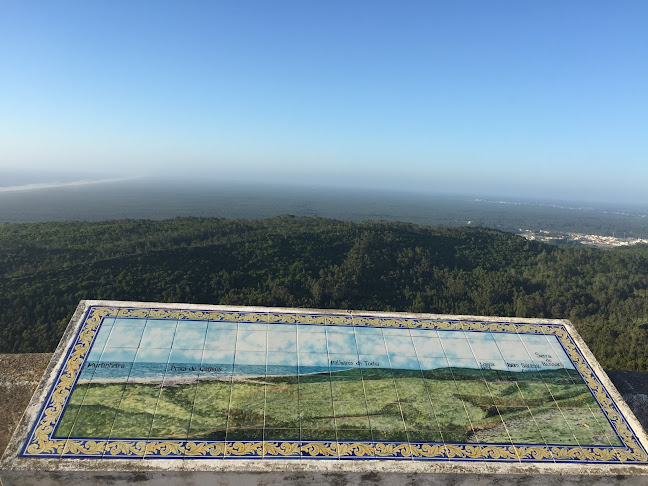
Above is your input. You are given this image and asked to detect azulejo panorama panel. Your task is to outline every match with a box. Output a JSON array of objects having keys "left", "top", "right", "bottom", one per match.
[{"left": 22, "top": 305, "right": 648, "bottom": 463}]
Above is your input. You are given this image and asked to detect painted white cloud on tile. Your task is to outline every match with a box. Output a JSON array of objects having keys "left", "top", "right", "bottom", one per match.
[
  {"left": 327, "top": 332, "right": 357, "bottom": 354},
  {"left": 412, "top": 337, "right": 444, "bottom": 357},
  {"left": 386, "top": 336, "right": 417, "bottom": 357},
  {"left": 439, "top": 338, "right": 473, "bottom": 360},
  {"left": 298, "top": 332, "right": 327, "bottom": 354},
  {"left": 356, "top": 334, "right": 387, "bottom": 355},
  {"left": 267, "top": 332, "right": 297, "bottom": 352},
  {"left": 236, "top": 330, "right": 267, "bottom": 352},
  {"left": 172, "top": 327, "right": 207, "bottom": 349},
  {"left": 140, "top": 326, "right": 175, "bottom": 348}
]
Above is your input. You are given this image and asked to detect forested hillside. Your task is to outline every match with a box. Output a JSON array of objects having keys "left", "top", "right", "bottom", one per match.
[{"left": 1, "top": 216, "right": 648, "bottom": 370}]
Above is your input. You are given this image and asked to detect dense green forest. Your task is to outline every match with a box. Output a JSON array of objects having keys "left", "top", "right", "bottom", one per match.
[{"left": 1, "top": 217, "right": 648, "bottom": 371}]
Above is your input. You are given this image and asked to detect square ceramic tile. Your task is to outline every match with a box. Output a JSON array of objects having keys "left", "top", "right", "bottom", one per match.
[
  {"left": 386, "top": 336, "right": 417, "bottom": 357},
  {"left": 267, "top": 332, "right": 297, "bottom": 352},
  {"left": 297, "top": 332, "right": 327, "bottom": 354},
  {"left": 355, "top": 333, "right": 387, "bottom": 355},
  {"left": 104, "top": 326, "right": 145, "bottom": 348},
  {"left": 412, "top": 336, "right": 445, "bottom": 357},
  {"left": 204, "top": 327, "right": 237, "bottom": 350},
  {"left": 326, "top": 332, "right": 357, "bottom": 354},
  {"left": 68, "top": 384, "right": 125, "bottom": 439}
]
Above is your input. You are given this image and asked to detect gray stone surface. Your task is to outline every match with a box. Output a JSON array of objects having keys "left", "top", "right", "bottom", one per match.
[
  {"left": 605, "top": 370, "right": 648, "bottom": 432},
  {"left": 1, "top": 469, "right": 648, "bottom": 486},
  {"left": 0, "top": 354, "right": 51, "bottom": 458}
]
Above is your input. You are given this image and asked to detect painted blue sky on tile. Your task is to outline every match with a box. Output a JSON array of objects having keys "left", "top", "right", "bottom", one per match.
[{"left": 80, "top": 316, "right": 574, "bottom": 382}]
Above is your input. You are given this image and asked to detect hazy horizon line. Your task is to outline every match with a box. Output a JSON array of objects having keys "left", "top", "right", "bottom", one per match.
[{"left": 0, "top": 172, "right": 646, "bottom": 210}]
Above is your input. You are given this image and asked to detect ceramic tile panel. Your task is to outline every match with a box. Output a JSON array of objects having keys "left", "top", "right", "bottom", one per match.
[{"left": 21, "top": 304, "right": 648, "bottom": 464}]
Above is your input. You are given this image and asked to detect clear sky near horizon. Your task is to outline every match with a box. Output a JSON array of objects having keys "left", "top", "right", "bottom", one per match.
[{"left": 1, "top": 1, "right": 646, "bottom": 203}]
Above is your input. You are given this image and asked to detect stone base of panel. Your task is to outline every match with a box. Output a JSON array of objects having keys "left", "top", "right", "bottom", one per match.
[{"left": 3, "top": 462, "right": 648, "bottom": 486}]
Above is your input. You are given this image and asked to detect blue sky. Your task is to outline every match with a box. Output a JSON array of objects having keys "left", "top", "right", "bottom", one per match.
[{"left": 1, "top": 1, "right": 646, "bottom": 202}]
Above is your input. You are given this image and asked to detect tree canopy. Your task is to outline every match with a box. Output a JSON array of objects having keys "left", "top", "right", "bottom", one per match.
[{"left": 1, "top": 216, "right": 647, "bottom": 370}]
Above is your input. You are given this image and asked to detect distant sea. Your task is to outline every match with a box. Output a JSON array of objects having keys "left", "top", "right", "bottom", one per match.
[
  {"left": 79, "top": 362, "right": 330, "bottom": 382},
  {"left": 1, "top": 176, "right": 647, "bottom": 237}
]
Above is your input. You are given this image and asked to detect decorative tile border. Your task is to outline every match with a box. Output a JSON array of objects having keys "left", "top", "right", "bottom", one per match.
[{"left": 21, "top": 305, "right": 648, "bottom": 464}]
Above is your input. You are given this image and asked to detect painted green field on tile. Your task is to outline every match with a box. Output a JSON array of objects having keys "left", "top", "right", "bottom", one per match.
[{"left": 55, "top": 368, "right": 620, "bottom": 445}]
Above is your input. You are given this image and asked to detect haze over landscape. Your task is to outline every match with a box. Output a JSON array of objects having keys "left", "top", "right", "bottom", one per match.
[{"left": 1, "top": 1, "right": 647, "bottom": 204}]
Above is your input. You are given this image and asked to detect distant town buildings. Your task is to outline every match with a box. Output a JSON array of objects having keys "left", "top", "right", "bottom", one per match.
[{"left": 518, "top": 230, "right": 648, "bottom": 248}]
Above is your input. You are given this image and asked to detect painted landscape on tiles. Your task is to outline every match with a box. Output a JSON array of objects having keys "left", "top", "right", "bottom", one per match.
[{"left": 53, "top": 315, "right": 621, "bottom": 447}]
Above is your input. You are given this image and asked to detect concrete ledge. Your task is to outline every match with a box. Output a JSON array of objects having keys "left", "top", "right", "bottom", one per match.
[{"left": 1, "top": 467, "right": 648, "bottom": 486}]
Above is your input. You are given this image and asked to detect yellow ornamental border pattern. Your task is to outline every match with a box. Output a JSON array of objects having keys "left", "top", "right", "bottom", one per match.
[
  {"left": 105, "top": 440, "right": 147, "bottom": 456},
  {"left": 62, "top": 439, "right": 106, "bottom": 457},
  {"left": 21, "top": 306, "right": 648, "bottom": 462},
  {"left": 262, "top": 441, "right": 301, "bottom": 456},
  {"left": 185, "top": 441, "right": 225, "bottom": 457}
]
